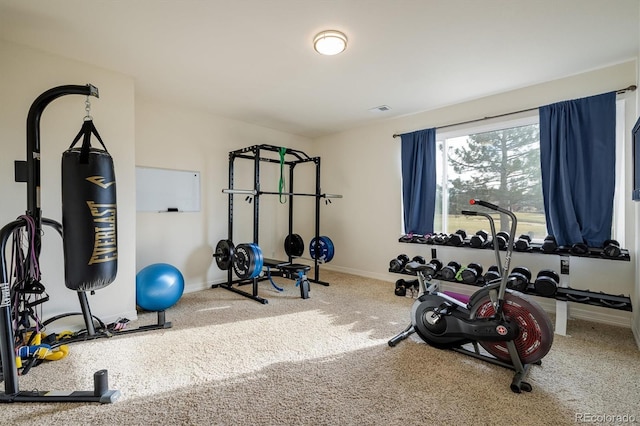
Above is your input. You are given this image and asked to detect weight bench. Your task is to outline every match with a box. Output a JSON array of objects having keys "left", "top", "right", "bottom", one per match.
[{"left": 263, "top": 259, "right": 310, "bottom": 299}]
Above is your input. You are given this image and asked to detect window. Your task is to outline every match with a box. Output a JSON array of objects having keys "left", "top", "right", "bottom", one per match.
[
  {"left": 428, "top": 99, "right": 626, "bottom": 244},
  {"left": 434, "top": 115, "right": 545, "bottom": 240}
]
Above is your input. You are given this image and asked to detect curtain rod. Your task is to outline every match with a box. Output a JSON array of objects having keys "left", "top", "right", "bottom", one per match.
[{"left": 392, "top": 85, "right": 637, "bottom": 138}]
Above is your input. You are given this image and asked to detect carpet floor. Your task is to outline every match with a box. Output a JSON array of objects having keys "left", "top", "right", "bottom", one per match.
[{"left": 2, "top": 270, "right": 639, "bottom": 425}]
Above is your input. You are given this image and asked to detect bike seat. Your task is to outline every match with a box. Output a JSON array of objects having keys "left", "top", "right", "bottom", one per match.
[{"left": 404, "top": 261, "right": 431, "bottom": 273}]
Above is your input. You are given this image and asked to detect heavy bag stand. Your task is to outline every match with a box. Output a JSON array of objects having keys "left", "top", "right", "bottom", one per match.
[{"left": 0, "top": 85, "right": 119, "bottom": 403}]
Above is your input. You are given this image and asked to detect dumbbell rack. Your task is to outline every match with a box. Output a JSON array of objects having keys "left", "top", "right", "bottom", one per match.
[
  {"left": 390, "top": 247, "right": 632, "bottom": 336},
  {"left": 216, "top": 144, "right": 339, "bottom": 303}
]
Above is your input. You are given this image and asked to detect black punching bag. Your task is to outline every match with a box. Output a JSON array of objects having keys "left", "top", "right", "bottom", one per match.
[{"left": 62, "top": 120, "right": 117, "bottom": 291}]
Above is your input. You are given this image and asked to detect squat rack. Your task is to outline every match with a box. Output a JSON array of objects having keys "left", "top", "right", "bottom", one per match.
[{"left": 217, "top": 144, "right": 341, "bottom": 303}]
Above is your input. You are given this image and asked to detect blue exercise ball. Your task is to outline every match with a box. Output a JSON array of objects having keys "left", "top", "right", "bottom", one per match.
[{"left": 136, "top": 263, "right": 185, "bottom": 311}]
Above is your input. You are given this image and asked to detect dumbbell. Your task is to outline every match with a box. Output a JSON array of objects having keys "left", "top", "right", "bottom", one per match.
[
  {"left": 469, "top": 230, "right": 490, "bottom": 249},
  {"left": 483, "top": 265, "right": 501, "bottom": 284},
  {"left": 414, "top": 235, "right": 430, "bottom": 244},
  {"left": 394, "top": 279, "right": 407, "bottom": 296},
  {"left": 492, "top": 231, "right": 510, "bottom": 250},
  {"left": 570, "top": 242, "right": 589, "bottom": 256},
  {"left": 534, "top": 270, "right": 559, "bottom": 297},
  {"left": 432, "top": 233, "right": 450, "bottom": 245},
  {"left": 389, "top": 254, "right": 410, "bottom": 273},
  {"left": 446, "top": 229, "right": 467, "bottom": 247},
  {"left": 394, "top": 278, "right": 418, "bottom": 297},
  {"left": 541, "top": 235, "right": 558, "bottom": 254},
  {"left": 422, "top": 258, "right": 443, "bottom": 278},
  {"left": 411, "top": 255, "right": 426, "bottom": 264},
  {"left": 514, "top": 234, "right": 532, "bottom": 252},
  {"left": 602, "top": 239, "right": 621, "bottom": 258},
  {"left": 460, "top": 263, "right": 484, "bottom": 285},
  {"left": 507, "top": 266, "right": 531, "bottom": 292},
  {"left": 440, "top": 261, "right": 461, "bottom": 281}
]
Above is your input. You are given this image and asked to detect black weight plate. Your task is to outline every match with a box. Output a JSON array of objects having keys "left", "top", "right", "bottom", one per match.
[
  {"left": 284, "top": 233, "right": 305, "bottom": 257},
  {"left": 233, "top": 243, "right": 256, "bottom": 280},
  {"left": 214, "top": 239, "right": 235, "bottom": 270}
]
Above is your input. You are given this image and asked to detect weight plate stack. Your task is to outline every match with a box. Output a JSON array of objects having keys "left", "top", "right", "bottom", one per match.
[{"left": 233, "top": 243, "right": 263, "bottom": 280}]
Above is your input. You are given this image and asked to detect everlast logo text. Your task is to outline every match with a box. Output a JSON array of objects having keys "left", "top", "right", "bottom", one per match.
[{"left": 86, "top": 201, "right": 117, "bottom": 265}]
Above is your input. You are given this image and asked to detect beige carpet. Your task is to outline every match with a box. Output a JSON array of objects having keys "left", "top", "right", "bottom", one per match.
[{"left": 2, "top": 270, "right": 639, "bottom": 425}]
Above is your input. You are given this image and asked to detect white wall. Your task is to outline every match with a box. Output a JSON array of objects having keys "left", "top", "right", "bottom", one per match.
[
  {"left": 134, "top": 98, "right": 313, "bottom": 292},
  {"left": 315, "top": 60, "right": 638, "bottom": 328},
  {"left": 0, "top": 40, "right": 137, "bottom": 329}
]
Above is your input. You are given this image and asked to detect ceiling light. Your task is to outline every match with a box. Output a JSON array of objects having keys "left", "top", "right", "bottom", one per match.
[{"left": 313, "top": 30, "right": 347, "bottom": 55}]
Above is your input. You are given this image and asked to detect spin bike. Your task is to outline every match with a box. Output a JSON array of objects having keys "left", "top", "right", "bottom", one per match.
[{"left": 388, "top": 199, "right": 554, "bottom": 393}]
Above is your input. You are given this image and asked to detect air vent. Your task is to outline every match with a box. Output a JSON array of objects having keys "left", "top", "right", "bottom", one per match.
[{"left": 369, "top": 105, "right": 391, "bottom": 112}]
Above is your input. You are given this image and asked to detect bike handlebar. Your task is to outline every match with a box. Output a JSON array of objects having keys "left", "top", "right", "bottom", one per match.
[{"left": 470, "top": 199, "right": 517, "bottom": 223}]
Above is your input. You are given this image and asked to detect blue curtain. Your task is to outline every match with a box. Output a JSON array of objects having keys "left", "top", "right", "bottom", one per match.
[
  {"left": 539, "top": 91, "right": 616, "bottom": 247},
  {"left": 400, "top": 128, "right": 436, "bottom": 235}
]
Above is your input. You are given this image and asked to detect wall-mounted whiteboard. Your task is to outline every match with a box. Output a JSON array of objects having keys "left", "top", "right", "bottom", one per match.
[{"left": 136, "top": 167, "right": 201, "bottom": 212}]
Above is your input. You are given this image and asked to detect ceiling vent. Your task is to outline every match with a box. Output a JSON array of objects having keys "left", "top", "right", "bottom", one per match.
[{"left": 369, "top": 105, "right": 391, "bottom": 112}]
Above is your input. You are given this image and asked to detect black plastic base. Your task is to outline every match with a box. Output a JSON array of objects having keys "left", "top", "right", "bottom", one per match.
[{"left": 0, "top": 370, "right": 120, "bottom": 404}]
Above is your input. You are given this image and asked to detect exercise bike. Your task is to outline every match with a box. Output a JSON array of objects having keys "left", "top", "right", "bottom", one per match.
[{"left": 388, "top": 199, "right": 554, "bottom": 393}]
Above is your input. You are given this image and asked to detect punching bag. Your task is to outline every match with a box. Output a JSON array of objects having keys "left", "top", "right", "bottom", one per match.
[{"left": 62, "top": 119, "right": 117, "bottom": 291}]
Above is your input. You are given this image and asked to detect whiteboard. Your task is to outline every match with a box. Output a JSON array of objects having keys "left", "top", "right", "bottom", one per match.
[{"left": 136, "top": 167, "right": 201, "bottom": 212}]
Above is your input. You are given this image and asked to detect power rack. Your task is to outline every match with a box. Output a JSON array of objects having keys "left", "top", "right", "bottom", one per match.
[{"left": 215, "top": 144, "right": 341, "bottom": 303}]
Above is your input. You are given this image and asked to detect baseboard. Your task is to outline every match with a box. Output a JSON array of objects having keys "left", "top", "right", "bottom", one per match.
[
  {"left": 322, "top": 265, "right": 634, "bottom": 329},
  {"left": 194, "top": 267, "right": 634, "bottom": 330},
  {"left": 320, "top": 264, "right": 395, "bottom": 282},
  {"left": 185, "top": 281, "right": 218, "bottom": 294},
  {"left": 44, "top": 309, "right": 139, "bottom": 334}
]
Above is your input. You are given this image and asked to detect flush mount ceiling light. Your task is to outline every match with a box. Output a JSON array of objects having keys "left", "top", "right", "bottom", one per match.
[{"left": 313, "top": 30, "right": 347, "bottom": 55}]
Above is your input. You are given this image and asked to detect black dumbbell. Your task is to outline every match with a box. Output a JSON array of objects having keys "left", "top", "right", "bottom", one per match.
[
  {"left": 433, "top": 234, "right": 449, "bottom": 245},
  {"left": 570, "top": 242, "right": 589, "bottom": 256},
  {"left": 492, "top": 231, "right": 510, "bottom": 250},
  {"left": 423, "top": 258, "right": 443, "bottom": 278},
  {"left": 389, "top": 254, "right": 410, "bottom": 273},
  {"left": 414, "top": 235, "right": 429, "bottom": 244},
  {"left": 534, "top": 270, "right": 559, "bottom": 297},
  {"left": 440, "top": 261, "right": 461, "bottom": 281},
  {"left": 399, "top": 234, "right": 412, "bottom": 243},
  {"left": 394, "top": 279, "right": 407, "bottom": 296},
  {"left": 394, "top": 278, "right": 419, "bottom": 297},
  {"left": 507, "top": 266, "right": 531, "bottom": 292},
  {"left": 447, "top": 229, "right": 467, "bottom": 247},
  {"left": 602, "top": 239, "right": 621, "bottom": 258},
  {"left": 461, "top": 263, "right": 484, "bottom": 285},
  {"left": 469, "top": 230, "right": 490, "bottom": 248},
  {"left": 541, "top": 235, "right": 558, "bottom": 254},
  {"left": 483, "top": 265, "right": 501, "bottom": 284},
  {"left": 514, "top": 234, "right": 532, "bottom": 252},
  {"left": 412, "top": 255, "right": 426, "bottom": 264}
]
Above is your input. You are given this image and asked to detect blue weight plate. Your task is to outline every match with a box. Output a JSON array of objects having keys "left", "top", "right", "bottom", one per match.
[
  {"left": 248, "top": 243, "right": 264, "bottom": 279},
  {"left": 321, "top": 236, "right": 334, "bottom": 262}
]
